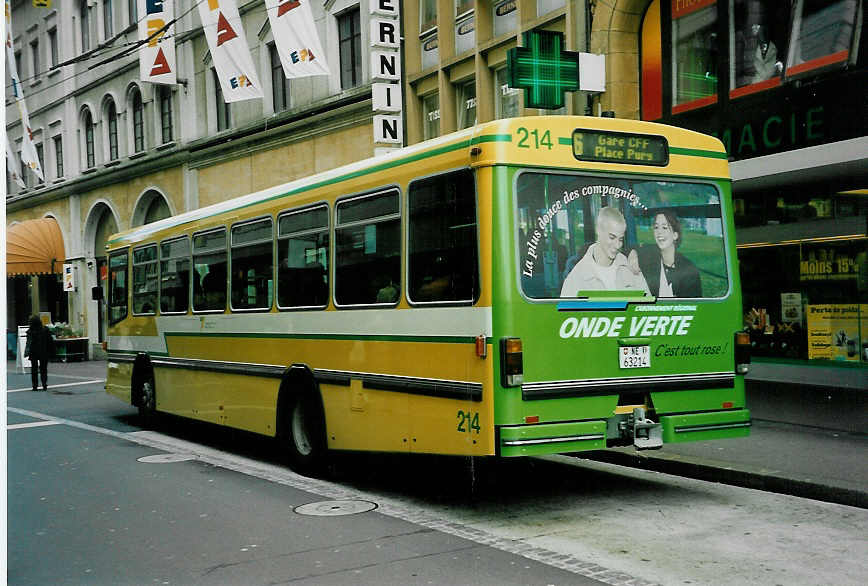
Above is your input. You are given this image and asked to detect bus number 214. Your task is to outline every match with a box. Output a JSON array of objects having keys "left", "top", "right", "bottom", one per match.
[{"left": 457, "top": 410, "right": 481, "bottom": 434}]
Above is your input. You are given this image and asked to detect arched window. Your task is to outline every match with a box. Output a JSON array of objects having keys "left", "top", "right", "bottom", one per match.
[
  {"left": 107, "top": 101, "right": 119, "bottom": 160},
  {"left": 84, "top": 109, "right": 95, "bottom": 168}
]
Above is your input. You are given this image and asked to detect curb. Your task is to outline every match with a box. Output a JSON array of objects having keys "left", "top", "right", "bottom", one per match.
[{"left": 576, "top": 450, "right": 868, "bottom": 509}]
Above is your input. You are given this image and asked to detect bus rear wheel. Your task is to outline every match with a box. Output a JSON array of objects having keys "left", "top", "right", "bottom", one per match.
[{"left": 284, "top": 393, "right": 326, "bottom": 475}]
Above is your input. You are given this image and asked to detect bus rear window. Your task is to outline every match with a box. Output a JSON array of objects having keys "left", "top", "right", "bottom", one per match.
[
  {"left": 108, "top": 250, "right": 128, "bottom": 325},
  {"left": 516, "top": 172, "right": 729, "bottom": 300}
]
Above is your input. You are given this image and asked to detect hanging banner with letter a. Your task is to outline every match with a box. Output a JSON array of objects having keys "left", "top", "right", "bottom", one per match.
[
  {"left": 138, "top": 0, "right": 177, "bottom": 85},
  {"left": 264, "top": 0, "right": 330, "bottom": 78},
  {"left": 198, "top": 0, "right": 263, "bottom": 102}
]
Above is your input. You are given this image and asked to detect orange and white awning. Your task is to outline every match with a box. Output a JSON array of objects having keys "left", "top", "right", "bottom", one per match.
[{"left": 6, "top": 217, "right": 66, "bottom": 276}]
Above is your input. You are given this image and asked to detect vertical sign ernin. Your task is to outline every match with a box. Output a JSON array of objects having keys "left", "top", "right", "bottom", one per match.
[
  {"left": 138, "top": 0, "right": 177, "bottom": 85},
  {"left": 371, "top": 0, "right": 403, "bottom": 154}
]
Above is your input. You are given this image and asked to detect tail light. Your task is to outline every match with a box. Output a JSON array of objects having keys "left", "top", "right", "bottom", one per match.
[
  {"left": 500, "top": 337, "right": 524, "bottom": 387},
  {"left": 735, "top": 331, "right": 751, "bottom": 374}
]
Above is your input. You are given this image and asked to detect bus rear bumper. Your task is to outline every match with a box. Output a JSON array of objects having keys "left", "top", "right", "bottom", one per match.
[
  {"left": 498, "top": 421, "right": 607, "bottom": 457},
  {"left": 660, "top": 409, "right": 751, "bottom": 443}
]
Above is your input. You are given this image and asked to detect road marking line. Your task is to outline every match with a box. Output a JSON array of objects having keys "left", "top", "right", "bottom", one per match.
[
  {"left": 5, "top": 405, "right": 643, "bottom": 586},
  {"left": 8, "top": 420, "right": 63, "bottom": 430},
  {"left": 7, "top": 379, "right": 105, "bottom": 393}
]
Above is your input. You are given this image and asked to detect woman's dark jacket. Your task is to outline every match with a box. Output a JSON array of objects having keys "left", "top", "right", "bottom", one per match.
[
  {"left": 636, "top": 245, "right": 702, "bottom": 298},
  {"left": 26, "top": 326, "right": 54, "bottom": 360}
]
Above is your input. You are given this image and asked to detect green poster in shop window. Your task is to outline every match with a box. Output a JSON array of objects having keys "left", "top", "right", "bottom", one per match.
[{"left": 806, "top": 304, "right": 868, "bottom": 362}]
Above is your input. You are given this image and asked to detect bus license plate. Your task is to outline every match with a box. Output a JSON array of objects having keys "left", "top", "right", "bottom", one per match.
[{"left": 619, "top": 346, "right": 650, "bottom": 369}]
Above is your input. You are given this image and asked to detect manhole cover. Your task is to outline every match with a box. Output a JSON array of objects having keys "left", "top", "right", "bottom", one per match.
[
  {"left": 138, "top": 453, "right": 198, "bottom": 464},
  {"left": 294, "top": 500, "right": 378, "bottom": 517}
]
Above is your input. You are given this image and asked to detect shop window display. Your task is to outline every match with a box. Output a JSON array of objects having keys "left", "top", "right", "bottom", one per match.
[{"left": 672, "top": 1, "right": 718, "bottom": 110}]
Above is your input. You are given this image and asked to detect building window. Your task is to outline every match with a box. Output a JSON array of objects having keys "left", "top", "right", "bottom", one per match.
[
  {"left": 104, "top": 0, "right": 114, "bottom": 39},
  {"left": 230, "top": 218, "right": 274, "bottom": 311},
  {"left": 672, "top": 1, "right": 718, "bottom": 112},
  {"left": 132, "top": 89, "right": 144, "bottom": 152},
  {"left": 53, "top": 135, "right": 63, "bottom": 178},
  {"left": 495, "top": 68, "right": 519, "bottom": 119},
  {"left": 786, "top": 0, "right": 859, "bottom": 77},
  {"left": 159, "top": 86, "right": 173, "bottom": 143},
  {"left": 421, "top": 31, "right": 439, "bottom": 69},
  {"left": 270, "top": 43, "right": 290, "bottom": 112},
  {"left": 456, "top": 80, "right": 476, "bottom": 129},
  {"left": 731, "top": 1, "right": 788, "bottom": 93},
  {"left": 84, "top": 109, "right": 95, "bottom": 168},
  {"left": 420, "top": 0, "right": 437, "bottom": 33},
  {"left": 30, "top": 39, "right": 39, "bottom": 77},
  {"left": 338, "top": 8, "right": 361, "bottom": 89},
  {"left": 14, "top": 51, "right": 22, "bottom": 78},
  {"left": 493, "top": 0, "right": 517, "bottom": 37},
  {"left": 335, "top": 189, "right": 401, "bottom": 306},
  {"left": 423, "top": 93, "right": 440, "bottom": 140},
  {"left": 456, "top": 0, "right": 474, "bottom": 16},
  {"left": 408, "top": 169, "right": 479, "bottom": 304},
  {"left": 81, "top": 0, "right": 91, "bottom": 52},
  {"left": 277, "top": 205, "right": 329, "bottom": 309},
  {"left": 214, "top": 69, "right": 231, "bottom": 131},
  {"left": 128, "top": 0, "right": 137, "bottom": 27},
  {"left": 49, "top": 28, "right": 59, "bottom": 68},
  {"left": 537, "top": 0, "right": 565, "bottom": 18},
  {"left": 107, "top": 101, "right": 119, "bottom": 160}
]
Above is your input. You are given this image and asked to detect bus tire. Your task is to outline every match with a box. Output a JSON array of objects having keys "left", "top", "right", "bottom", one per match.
[{"left": 282, "top": 391, "right": 327, "bottom": 475}]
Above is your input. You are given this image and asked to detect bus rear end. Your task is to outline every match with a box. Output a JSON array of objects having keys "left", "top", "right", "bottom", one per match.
[{"left": 490, "top": 120, "right": 750, "bottom": 457}]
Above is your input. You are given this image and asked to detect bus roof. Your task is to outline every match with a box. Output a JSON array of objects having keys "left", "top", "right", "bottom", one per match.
[{"left": 107, "top": 116, "right": 728, "bottom": 248}]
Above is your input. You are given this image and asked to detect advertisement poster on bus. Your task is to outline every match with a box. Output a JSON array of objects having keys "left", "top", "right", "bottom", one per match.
[{"left": 806, "top": 304, "right": 868, "bottom": 361}]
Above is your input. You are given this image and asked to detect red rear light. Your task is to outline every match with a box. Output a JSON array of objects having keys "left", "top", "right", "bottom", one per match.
[
  {"left": 735, "top": 330, "right": 751, "bottom": 374},
  {"left": 500, "top": 337, "right": 524, "bottom": 387}
]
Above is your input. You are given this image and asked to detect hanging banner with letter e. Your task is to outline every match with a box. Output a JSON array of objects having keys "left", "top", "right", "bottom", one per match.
[
  {"left": 138, "top": 0, "right": 177, "bottom": 84},
  {"left": 265, "top": 0, "right": 329, "bottom": 78},
  {"left": 198, "top": 0, "right": 263, "bottom": 102}
]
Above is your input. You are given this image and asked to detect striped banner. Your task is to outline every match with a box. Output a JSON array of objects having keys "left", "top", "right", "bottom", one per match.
[
  {"left": 265, "top": 0, "right": 330, "bottom": 78},
  {"left": 138, "top": 0, "right": 177, "bottom": 85},
  {"left": 6, "top": 136, "right": 25, "bottom": 188},
  {"left": 5, "top": 0, "right": 44, "bottom": 182},
  {"left": 198, "top": 0, "right": 263, "bottom": 102}
]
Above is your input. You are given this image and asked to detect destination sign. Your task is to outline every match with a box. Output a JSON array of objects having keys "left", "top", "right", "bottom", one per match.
[{"left": 572, "top": 129, "right": 669, "bottom": 166}]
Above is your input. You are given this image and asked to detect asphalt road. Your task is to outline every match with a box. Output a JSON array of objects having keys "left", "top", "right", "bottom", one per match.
[{"left": 6, "top": 363, "right": 868, "bottom": 585}]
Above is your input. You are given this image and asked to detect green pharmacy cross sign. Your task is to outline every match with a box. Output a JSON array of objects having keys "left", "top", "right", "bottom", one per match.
[{"left": 507, "top": 30, "right": 580, "bottom": 110}]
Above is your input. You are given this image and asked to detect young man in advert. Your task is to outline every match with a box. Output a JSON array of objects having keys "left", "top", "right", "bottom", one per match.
[{"left": 560, "top": 206, "right": 649, "bottom": 297}]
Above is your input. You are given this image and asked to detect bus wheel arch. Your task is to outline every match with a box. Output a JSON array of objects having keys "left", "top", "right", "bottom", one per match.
[
  {"left": 131, "top": 353, "right": 156, "bottom": 420},
  {"left": 277, "top": 365, "right": 327, "bottom": 474}
]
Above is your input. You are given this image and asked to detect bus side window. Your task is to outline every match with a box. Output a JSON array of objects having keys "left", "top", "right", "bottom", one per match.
[
  {"left": 408, "top": 169, "right": 479, "bottom": 304},
  {"left": 193, "top": 228, "right": 228, "bottom": 312},
  {"left": 160, "top": 237, "right": 190, "bottom": 314},
  {"left": 277, "top": 205, "right": 329, "bottom": 309},
  {"left": 335, "top": 190, "right": 401, "bottom": 306},
  {"left": 230, "top": 218, "right": 273, "bottom": 311},
  {"left": 132, "top": 244, "right": 158, "bottom": 315}
]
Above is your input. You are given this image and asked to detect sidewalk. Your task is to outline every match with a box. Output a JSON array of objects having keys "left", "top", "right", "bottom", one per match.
[{"left": 8, "top": 359, "right": 867, "bottom": 509}]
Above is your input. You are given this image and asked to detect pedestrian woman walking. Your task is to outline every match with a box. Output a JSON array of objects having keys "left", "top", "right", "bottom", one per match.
[{"left": 24, "top": 315, "right": 54, "bottom": 391}]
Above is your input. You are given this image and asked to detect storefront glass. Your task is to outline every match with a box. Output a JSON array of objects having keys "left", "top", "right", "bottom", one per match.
[{"left": 736, "top": 190, "right": 868, "bottom": 363}]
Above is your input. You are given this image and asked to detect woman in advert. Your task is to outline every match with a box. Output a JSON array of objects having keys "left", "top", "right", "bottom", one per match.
[{"left": 629, "top": 210, "right": 702, "bottom": 298}]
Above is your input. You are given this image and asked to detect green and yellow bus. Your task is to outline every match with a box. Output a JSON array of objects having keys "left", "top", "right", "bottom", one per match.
[{"left": 105, "top": 116, "right": 751, "bottom": 472}]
